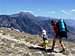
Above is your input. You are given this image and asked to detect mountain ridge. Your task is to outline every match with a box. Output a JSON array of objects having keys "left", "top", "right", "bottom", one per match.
[{"left": 0, "top": 12, "right": 75, "bottom": 35}]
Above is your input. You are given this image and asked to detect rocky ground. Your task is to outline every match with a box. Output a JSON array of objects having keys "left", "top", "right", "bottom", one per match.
[{"left": 0, "top": 28, "right": 75, "bottom": 56}]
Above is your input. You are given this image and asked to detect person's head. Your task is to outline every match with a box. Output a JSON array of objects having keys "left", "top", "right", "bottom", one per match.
[{"left": 51, "top": 20, "right": 56, "bottom": 25}]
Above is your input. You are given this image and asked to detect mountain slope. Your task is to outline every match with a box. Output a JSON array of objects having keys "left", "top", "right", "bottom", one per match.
[{"left": 0, "top": 28, "right": 75, "bottom": 56}]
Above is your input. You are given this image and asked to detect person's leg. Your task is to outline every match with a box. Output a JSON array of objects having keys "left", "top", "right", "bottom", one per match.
[
  {"left": 51, "top": 37, "right": 56, "bottom": 50},
  {"left": 42, "top": 37, "right": 46, "bottom": 47},
  {"left": 51, "top": 34, "right": 58, "bottom": 49},
  {"left": 44, "top": 39, "right": 48, "bottom": 48},
  {"left": 59, "top": 38, "right": 65, "bottom": 52},
  {"left": 43, "top": 37, "right": 48, "bottom": 47}
]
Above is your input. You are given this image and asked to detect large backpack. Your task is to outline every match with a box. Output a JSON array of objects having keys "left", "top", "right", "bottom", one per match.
[{"left": 58, "top": 19, "right": 66, "bottom": 32}]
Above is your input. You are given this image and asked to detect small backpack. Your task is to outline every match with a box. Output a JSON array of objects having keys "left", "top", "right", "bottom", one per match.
[{"left": 58, "top": 19, "right": 66, "bottom": 32}]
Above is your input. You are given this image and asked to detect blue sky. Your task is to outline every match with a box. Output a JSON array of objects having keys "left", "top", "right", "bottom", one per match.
[{"left": 0, "top": 0, "right": 75, "bottom": 19}]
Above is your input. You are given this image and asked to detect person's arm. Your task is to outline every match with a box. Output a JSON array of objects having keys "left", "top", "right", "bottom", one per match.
[{"left": 64, "top": 22, "right": 69, "bottom": 32}]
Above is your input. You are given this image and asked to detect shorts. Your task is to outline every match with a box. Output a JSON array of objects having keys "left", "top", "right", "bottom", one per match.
[{"left": 59, "top": 31, "right": 67, "bottom": 38}]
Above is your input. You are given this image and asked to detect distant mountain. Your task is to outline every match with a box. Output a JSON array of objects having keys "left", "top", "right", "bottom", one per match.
[
  {"left": 0, "top": 12, "right": 51, "bottom": 34},
  {"left": 0, "top": 12, "right": 75, "bottom": 37},
  {"left": 65, "top": 19, "right": 75, "bottom": 28}
]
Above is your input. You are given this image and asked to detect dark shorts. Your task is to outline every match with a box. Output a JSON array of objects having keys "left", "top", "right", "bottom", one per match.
[{"left": 59, "top": 31, "right": 67, "bottom": 39}]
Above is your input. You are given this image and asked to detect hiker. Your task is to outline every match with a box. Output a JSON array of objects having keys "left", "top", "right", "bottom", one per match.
[
  {"left": 57, "top": 19, "right": 68, "bottom": 39},
  {"left": 40, "top": 28, "right": 48, "bottom": 48},
  {"left": 51, "top": 19, "right": 68, "bottom": 52}
]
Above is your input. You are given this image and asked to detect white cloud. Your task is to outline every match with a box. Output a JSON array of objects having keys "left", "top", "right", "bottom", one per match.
[
  {"left": 51, "top": 11, "right": 56, "bottom": 14},
  {"left": 37, "top": 9, "right": 41, "bottom": 11},
  {"left": 48, "top": 11, "right": 56, "bottom": 14},
  {"left": 25, "top": 8, "right": 31, "bottom": 10},
  {"left": 61, "top": 10, "right": 71, "bottom": 15},
  {"left": 18, "top": 9, "right": 33, "bottom": 13},
  {"left": 71, "top": 9, "right": 75, "bottom": 12},
  {"left": 24, "top": 10, "right": 33, "bottom": 13}
]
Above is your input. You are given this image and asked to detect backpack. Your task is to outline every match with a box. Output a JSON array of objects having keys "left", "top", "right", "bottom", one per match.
[{"left": 58, "top": 19, "right": 66, "bottom": 32}]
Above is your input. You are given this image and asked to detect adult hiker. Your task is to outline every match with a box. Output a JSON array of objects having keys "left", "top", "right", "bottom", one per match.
[
  {"left": 40, "top": 28, "right": 48, "bottom": 48},
  {"left": 51, "top": 19, "right": 68, "bottom": 52},
  {"left": 57, "top": 19, "right": 68, "bottom": 52},
  {"left": 50, "top": 20, "right": 59, "bottom": 52}
]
